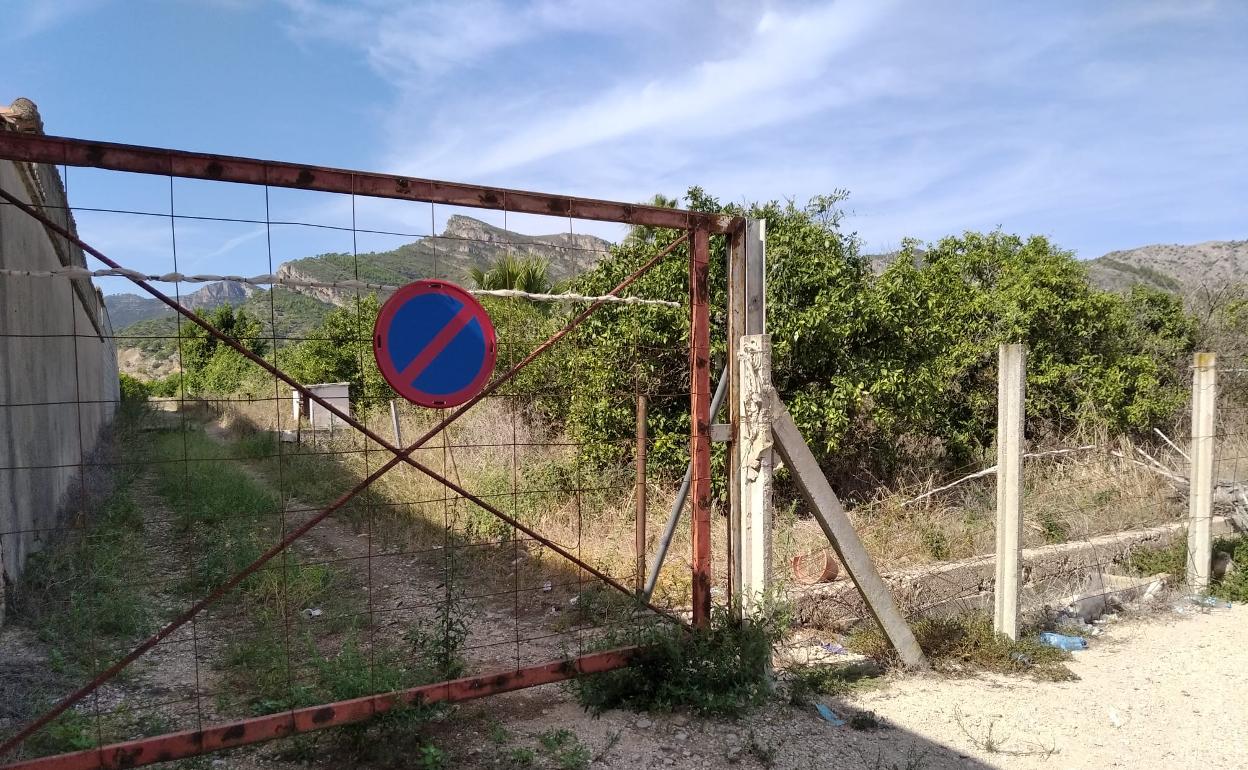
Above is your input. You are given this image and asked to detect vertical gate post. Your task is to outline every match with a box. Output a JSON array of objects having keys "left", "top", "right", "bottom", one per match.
[
  {"left": 689, "top": 227, "right": 713, "bottom": 627},
  {"left": 993, "top": 343, "right": 1025, "bottom": 640},
  {"left": 727, "top": 226, "right": 744, "bottom": 609},
  {"left": 1187, "top": 352, "right": 1217, "bottom": 591},
  {"left": 729, "top": 219, "right": 766, "bottom": 616},
  {"left": 635, "top": 392, "right": 648, "bottom": 593},
  {"left": 738, "top": 333, "right": 773, "bottom": 616}
]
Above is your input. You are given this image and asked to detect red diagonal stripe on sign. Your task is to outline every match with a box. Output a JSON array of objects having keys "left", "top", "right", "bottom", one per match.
[{"left": 396, "top": 304, "right": 475, "bottom": 385}]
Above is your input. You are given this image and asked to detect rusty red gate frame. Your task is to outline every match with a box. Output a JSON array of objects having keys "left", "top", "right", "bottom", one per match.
[{"left": 0, "top": 132, "right": 742, "bottom": 770}]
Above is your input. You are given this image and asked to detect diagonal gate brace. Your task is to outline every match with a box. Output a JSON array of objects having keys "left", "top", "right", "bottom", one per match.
[{"left": 770, "top": 395, "right": 929, "bottom": 670}]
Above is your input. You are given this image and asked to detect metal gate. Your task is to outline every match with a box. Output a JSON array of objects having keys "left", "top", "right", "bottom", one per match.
[{"left": 0, "top": 132, "right": 741, "bottom": 769}]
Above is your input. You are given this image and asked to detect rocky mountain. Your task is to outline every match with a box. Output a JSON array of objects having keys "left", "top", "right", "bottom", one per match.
[
  {"left": 106, "top": 280, "right": 251, "bottom": 328},
  {"left": 107, "top": 216, "right": 615, "bottom": 374},
  {"left": 275, "top": 215, "right": 611, "bottom": 306},
  {"left": 865, "top": 240, "right": 1248, "bottom": 297},
  {"left": 107, "top": 215, "right": 612, "bottom": 324},
  {"left": 1085, "top": 240, "right": 1248, "bottom": 295}
]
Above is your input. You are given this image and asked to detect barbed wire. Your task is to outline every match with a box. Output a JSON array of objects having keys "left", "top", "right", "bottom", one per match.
[{"left": 0, "top": 265, "right": 681, "bottom": 308}]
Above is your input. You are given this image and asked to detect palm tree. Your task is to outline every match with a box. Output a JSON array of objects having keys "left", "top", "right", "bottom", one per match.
[
  {"left": 468, "top": 254, "right": 553, "bottom": 295},
  {"left": 624, "top": 193, "right": 679, "bottom": 246}
]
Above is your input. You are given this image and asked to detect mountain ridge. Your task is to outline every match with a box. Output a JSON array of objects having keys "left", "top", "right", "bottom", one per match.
[{"left": 105, "top": 214, "right": 614, "bottom": 327}]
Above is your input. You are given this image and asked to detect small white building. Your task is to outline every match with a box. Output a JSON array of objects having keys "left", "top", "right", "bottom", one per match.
[{"left": 291, "top": 382, "right": 351, "bottom": 429}]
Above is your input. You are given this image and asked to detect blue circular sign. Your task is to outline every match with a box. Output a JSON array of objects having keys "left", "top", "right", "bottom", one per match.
[{"left": 373, "top": 280, "right": 497, "bottom": 408}]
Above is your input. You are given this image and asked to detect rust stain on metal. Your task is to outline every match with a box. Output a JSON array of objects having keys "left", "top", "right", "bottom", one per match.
[
  {"left": 688, "top": 227, "right": 713, "bottom": 628},
  {"left": 0, "top": 651, "right": 638, "bottom": 770},
  {"left": 0, "top": 132, "right": 740, "bottom": 233}
]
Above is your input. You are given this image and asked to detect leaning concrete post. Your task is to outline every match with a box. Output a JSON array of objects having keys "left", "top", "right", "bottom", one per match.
[
  {"left": 737, "top": 333, "right": 773, "bottom": 616},
  {"left": 994, "top": 343, "right": 1025, "bottom": 640},
  {"left": 1187, "top": 352, "right": 1217, "bottom": 591}
]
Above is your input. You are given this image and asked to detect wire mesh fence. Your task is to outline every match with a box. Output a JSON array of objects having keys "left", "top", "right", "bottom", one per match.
[
  {"left": 779, "top": 347, "right": 1245, "bottom": 669},
  {"left": 0, "top": 149, "right": 730, "bottom": 767}
]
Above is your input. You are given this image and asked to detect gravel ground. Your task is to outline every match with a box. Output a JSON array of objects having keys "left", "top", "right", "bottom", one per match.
[
  {"left": 847, "top": 603, "right": 1248, "bottom": 770},
  {"left": 396, "top": 601, "right": 1243, "bottom": 770}
]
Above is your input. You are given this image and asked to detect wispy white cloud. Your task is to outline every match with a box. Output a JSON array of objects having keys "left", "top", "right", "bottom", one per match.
[
  {"left": 282, "top": 0, "right": 677, "bottom": 83},
  {"left": 3, "top": 0, "right": 107, "bottom": 40},
  {"left": 421, "top": 1, "right": 899, "bottom": 178}
]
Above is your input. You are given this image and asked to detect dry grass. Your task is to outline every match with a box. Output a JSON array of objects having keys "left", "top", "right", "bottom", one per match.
[
  {"left": 207, "top": 396, "right": 705, "bottom": 610},
  {"left": 773, "top": 433, "right": 1225, "bottom": 579},
  {"left": 213, "top": 394, "right": 1248, "bottom": 602}
]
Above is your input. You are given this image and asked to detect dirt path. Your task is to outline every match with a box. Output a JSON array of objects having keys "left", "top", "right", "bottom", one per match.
[{"left": 201, "top": 422, "right": 585, "bottom": 673}]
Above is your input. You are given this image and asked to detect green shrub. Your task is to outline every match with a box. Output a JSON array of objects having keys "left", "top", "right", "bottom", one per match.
[
  {"left": 1213, "top": 535, "right": 1248, "bottom": 601},
  {"left": 118, "top": 373, "right": 149, "bottom": 402},
  {"left": 572, "top": 603, "right": 790, "bottom": 716}
]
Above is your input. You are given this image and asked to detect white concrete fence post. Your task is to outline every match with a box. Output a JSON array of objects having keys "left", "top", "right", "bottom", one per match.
[
  {"left": 737, "top": 333, "right": 774, "bottom": 617},
  {"left": 1187, "top": 352, "right": 1217, "bottom": 592},
  {"left": 994, "top": 343, "right": 1026, "bottom": 640}
]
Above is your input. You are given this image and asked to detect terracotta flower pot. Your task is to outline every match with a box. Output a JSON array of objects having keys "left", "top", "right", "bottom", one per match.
[{"left": 791, "top": 548, "right": 840, "bottom": 584}]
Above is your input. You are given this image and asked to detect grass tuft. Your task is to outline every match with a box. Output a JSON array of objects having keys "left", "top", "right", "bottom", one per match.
[{"left": 848, "top": 612, "right": 1075, "bottom": 681}]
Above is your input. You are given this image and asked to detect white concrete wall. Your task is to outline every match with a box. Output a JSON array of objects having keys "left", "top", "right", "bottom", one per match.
[{"left": 0, "top": 153, "right": 119, "bottom": 620}]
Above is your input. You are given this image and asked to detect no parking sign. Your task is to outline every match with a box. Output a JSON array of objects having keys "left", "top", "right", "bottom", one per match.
[{"left": 373, "top": 280, "right": 497, "bottom": 408}]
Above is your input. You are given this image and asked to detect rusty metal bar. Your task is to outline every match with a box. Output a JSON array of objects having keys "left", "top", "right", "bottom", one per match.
[
  {"left": 0, "top": 132, "right": 738, "bottom": 234},
  {"left": 0, "top": 648, "right": 637, "bottom": 770},
  {"left": 0, "top": 186, "right": 686, "bottom": 758},
  {"left": 688, "top": 227, "right": 713, "bottom": 627},
  {"left": 726, "top": 221, "right": 745, "bottom": 612},
  {"left": 635, "top": 392, "right": 648, "bottom": 593}
]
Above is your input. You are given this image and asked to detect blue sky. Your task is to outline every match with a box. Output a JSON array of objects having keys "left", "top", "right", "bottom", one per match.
[{"left": 3, "top": 0, "right": 1246, "bottom": 295}]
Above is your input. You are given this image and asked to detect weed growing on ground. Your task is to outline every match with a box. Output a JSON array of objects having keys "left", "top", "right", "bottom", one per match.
[
  {"left": 848, "top": 710, "right": 883, "bottom": 730},
  {"left": 1122, "top": 537, "right": 1187, "bottom": 577},
  {"left": 1122, "top": 533, "right": 1248, "bottom": 601},
  {"left": 786, "top": 661, "right": 882, "bottom": 706},
  {"left": 557, "top": 583, "right": 638, "bottom": 629},
  {"left": 18, "top": 484, "right": 152, "bottom": 673},
  {"left": 146, "top": 422, "right": 471, "bottom": 765},
  {"left": 745, "top": 730, "right": 778, "bottom": 768},
  {"left": 537, "top": 728, "right": 591, "bottom": 770},
  {"left": 848, "top": 612, "right": 1074, "bottom": 680},
  {"left": 572, "top": 602, "right": 791, "bottom": 716},
  {"left": 150, "top": 429, "right": 278, "bottom": 596},
  {"left": 21, "top": 710, "right": 95, "bottom": 757}
]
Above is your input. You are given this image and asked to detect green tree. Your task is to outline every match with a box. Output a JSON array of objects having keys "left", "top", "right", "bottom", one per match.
[
  {"left": 178, "top": 305, "right": 267, "bottom": 395},
  {"left": 561, "top": 189, "right": 1197, "bottom": 486},
  {"left": 283, "top": 295, "right": 394, "bottom": 411}
]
